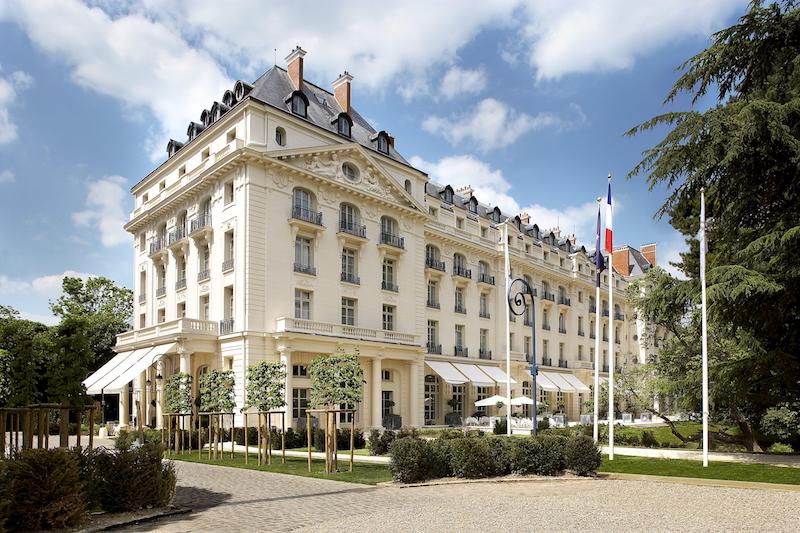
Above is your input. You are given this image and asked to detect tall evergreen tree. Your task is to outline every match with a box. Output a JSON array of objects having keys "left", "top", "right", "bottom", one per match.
[{"left": 628, "top": 0, "right": 800, "bottom": 450}]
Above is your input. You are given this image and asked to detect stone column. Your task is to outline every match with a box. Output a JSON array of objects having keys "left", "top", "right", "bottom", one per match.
[
  {"left": 408, "top": 360, "right": 422, "bottom": 427},
  {"left": 280, "top": 350, "right": 292, "bottom": 429},
  {"left": 371, "top": 358, "right": 382, "bottom": 429},
  {"left": 119, "top": 383, "right": 129, "bottom": 429}
]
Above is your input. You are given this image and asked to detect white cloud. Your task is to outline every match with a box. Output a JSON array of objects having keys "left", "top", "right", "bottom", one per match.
[
  {"left": 72, "top": 176, "right": 130, "bottom": 247},
  {"left": 440, "top": 66, "right": 487, "bottom": 100},
  {"left": 519, "top": 0, "right": 743, "bottom": 81},
  {"left": 658, "top": 232, "right": 689, "bottom": 279},
  {"left": 0, "top": 275, "right": 29, "bottom": 294},
  {"left": 0, "top": 170, "right": 14, "bottom": 184},
  {"left": 0, "top": 67, "right": 33, "bottom": 144},
  {"left": 411, "top": 154, "right": 603, "bottom": 244},
  {"left": 422, "top": 98, "right": 566, "bottom": 151},
  {"left": 2, "top": 0, "right": 232, "bottom": 160},
  {"left": 31, "top": 270, "right": 93, "bottom": 295}
]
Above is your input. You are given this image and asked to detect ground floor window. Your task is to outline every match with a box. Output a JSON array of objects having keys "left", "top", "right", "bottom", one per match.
[
  {"left": 539, "top": 388, "right": 548, "bottom": 412},
  {"left": 339, "top": 403, "right": 355, "bottom": 423},
  {"left": 522, "top": 381, "right": 531, "bottom": 417},
  {"left": 382, "top": 390, "right": 394, "bottom": 416},
  {"left": 451, "top": 385, "right": 464, "bottom": 415},
  {"left": 556, "top": 391, "right": 565, "bottom": 412},
  {"left": 424, "top": 375, "right": 438, "bottom": 423},
  {"left": 292, "top": 388, "right": 309, "bottom": 419},
  {"left": 476, "top": 386, "right": 490, "bottom": 414}
]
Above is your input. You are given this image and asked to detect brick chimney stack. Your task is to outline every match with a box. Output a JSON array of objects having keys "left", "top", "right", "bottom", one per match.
[
  {"left": 612, "top": 247, "right": 631, "bottom": 277},
  {"left": 640, "top": 243, "right": 657, "bottom": 267},
  {"left": 285, "top": 46, "right": 306, "bottom": 90},
  {"left": 519, "top": 212, "right": 531, "bottom": 225},
  {"left": 456, "top": 185, "right": 474, "bottom": 198},
  {"left": 333, "top": 72, "right": 353, "bottom": 113}
]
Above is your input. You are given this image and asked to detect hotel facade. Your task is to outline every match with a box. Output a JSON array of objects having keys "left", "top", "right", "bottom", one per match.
[{"left": 84, "top": 48, "right": 658, "bottom": 430}]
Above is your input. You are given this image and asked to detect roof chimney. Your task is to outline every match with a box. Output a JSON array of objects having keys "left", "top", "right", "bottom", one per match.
[
  {"left": 519, "top": 212, "right": 530, "bottom": 225},
  {"left": 333, "top": 71, "right": 353, "bottom": 113},
  {"left": 455, "top": 185, "right": 474, "bottom": 198},
  {"left": 285, "top": 46, "right": 306, "bottom": 90},
  {"left": 640, "top": 243, "right": 657, "bottom": 267}
]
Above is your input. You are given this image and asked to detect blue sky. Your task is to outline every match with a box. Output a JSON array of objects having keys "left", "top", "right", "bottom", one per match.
[{"left": 0, "top": 0, "right": 748, "bottom": 324}]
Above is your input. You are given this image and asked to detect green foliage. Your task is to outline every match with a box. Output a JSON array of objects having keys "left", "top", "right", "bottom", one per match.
[
  {"left": 309, "top": 350, "right": 364, "bottom": 408},
  {"left": 199, "top": 369, "right": 235, "bottom": 412},
  {"left": 486, "top": 436, "right": 513, "bottom": 476},
  {"left": 493, "top": 417, "right": 507, "bottom": 435},
  {"left": 0, "top": 310, "right": 53, "bottom": 407},
  {"left": 50, "top": 276, "right": 133, "bottom": 372},
  {"left": 367, "top": 429, "right": 394, "bottom": 455},
  {"left": 565, "top": 434, "right": 602, "bottom": 476},
  {"left": 641, "top": 430, "right": 659, "bottom": 448},
  {"left": 244, "top": 360, "right": 286, "bottom": 412},
  {"left": 46, "top": 317, "right": 93, "bottom": 408},
  {"left": 760, "top": 404, "right": 800, "bottom": 443},
  {"left": 765, "top": 443, "right": 794, "bottom": 454},
  {"left": 448, "top": 437, "right": 494, "bottom": 478},
  {"left": 164, "top": 372, "right": 193, "bottom": 413},
  {"left": 387, "top": 438, "right": 430, "bottom": 483},
  {"left": 538, "top": 416, "right": 550, "bottom": 430},
  {"left": 3, "top": 448, "right": 87, "bottom": 531},
  {"left": 627, "top": 1, "right": 800, "bottom": 452}
]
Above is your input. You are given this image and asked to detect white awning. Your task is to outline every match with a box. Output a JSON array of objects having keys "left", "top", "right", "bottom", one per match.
[
  {"left": 533, "top": 372, "right": 560, "bottom": 392},
  {"left": 475, "top": 395, "right": 509, "bottom": 407},
  {"left": 84, "top": 349, "right": 134, "bottom": 393},
  {"left": 477, "top": 365, "right": 517, "bottom": 385},
  {"left": 426, "top": 361, "right": 468, "bottom": 385},
  {"left": 545, "top": 372, "right": 576, "bottom": 392},
  {"left": 105, "top": 342, "right": 177, "bottom": 393},
  {"left": 452, "top": 363, "right": 495, "bottom": 387},
  {"left": 86, "top": 347, "right": 152, "bottom": 395},
  {"left": 562, "top": 373, "right": 592, "bottom": 393}
]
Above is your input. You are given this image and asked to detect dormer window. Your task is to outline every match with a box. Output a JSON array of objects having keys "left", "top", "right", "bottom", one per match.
[
  {"left": 377, "top": 132, "right": 389, "bottom": 154},
  {"left": 491, "top": 206, "right": 501, "bottom": 224},
  {"left": 468, "top": 197, "right": 478, "bottom": 214},
  {"left": 288, "top": 91, "right": 308, "bottom": 117},
  {"left": 441, "top": 185, "right": 454, "bottom": 205},
  {"left": 333, "top": 113, "right": 352, "bottom": 137}
]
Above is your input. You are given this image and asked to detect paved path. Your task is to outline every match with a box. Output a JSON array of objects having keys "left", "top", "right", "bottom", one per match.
[{"left": 125, "top": 460, "right": 800, "bottom": 532}]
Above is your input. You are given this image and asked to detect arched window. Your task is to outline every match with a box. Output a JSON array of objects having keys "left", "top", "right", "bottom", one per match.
[
  {"left": 275, "top": 127, "right": 286, "bottom": 146},
  {"left": 514, "top": 216, "right": 522, "bottom": 230},
  {"left": 404, "top": 179, "right": 412, "bottom": 194},
  {"left": 200, "top": 109, "right": 212, "bottom": 127},
  {"left": 234, "top": 80, "right": 253, "bottom": 101},
  {"left": 222, "top": 89, "right": 236, "bottom": 108},
  {"left": 558, "top": 286, "right": 566, "bottom": 299},
  {"left": 342, "top": 162, "right": 358, "bottom": 180},
  {"left": 425, "top": 244, "right": 440, "bottom": 262},
  {"left": 334, "top": 113, "right": 352, "bottom": 137},
  {"left": 289, "top": 91, "right": 308, "bottom": 117},
  {"left": 377, "top": 132, "right": 389, "bottom": 154},
  {"left": 200, "top": 197, "right": 211, "bottom": 216},
  {"left": 468, "top": 197, "right": 478, "bottom": 214},
  {"left": 453, "top": 253, "right": 466, "bottom": 271},
  {"left": 293, "top": 188, "right": 313, "bottom": 212},
  {"left": 381, "top": 216, "right": 398, "bottom": 237},
  {"left": 491, "top": 206, "right": 501, "bottom": 224},
  {"left": 339, "top": 203, "right": 360, "bottom": 230},
  {"left": 478, "top": 261, "right": 490, "bottom": 277}
]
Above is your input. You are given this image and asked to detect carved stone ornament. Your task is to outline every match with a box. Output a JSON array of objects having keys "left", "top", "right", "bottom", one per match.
[
  {"left": 296, "top": 277, "right": 314, "bottom": 288},
  {"left": 272, "top": 171, "right": 290, "bottom": 189},
  {"left": 199, "top": 283, "right": 210, "bottom": 294}
]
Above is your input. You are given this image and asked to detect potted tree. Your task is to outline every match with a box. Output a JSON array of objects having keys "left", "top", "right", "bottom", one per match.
[
  {"left": 553, "top": 400, "right": 566, "bottom": 427},
  {"left": 580, "top": 398, "right": 593, "bottom": 425},
  {"left": 382, "top": 399, "right": 402, "bottom": 429},
  {"left": 444, "top": 397, "right": 462, "bottom": 426}
]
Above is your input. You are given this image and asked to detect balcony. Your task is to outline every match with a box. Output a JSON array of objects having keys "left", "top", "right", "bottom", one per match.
[
  {"left": 477, "top": 273, "right": 495, "bottom": 285},
  {"left": 291, "top": 206, "right": 323, "bottom": 226},
  {"left": 454, "top": 303, "right": 466, "bottom": 314},
  {"left": 479, "top": 349, "right": 492, "bottom": 360},
  {"left": 427, "top": 300, "right": 440, "bottom": 309},
  {"left": 541, "top": 291, "right": 555, "bottom": 303},
  {"left": 294, "top": 263, "right": 316, "bottom": 276},
  {"left": 590, "top": 332, "right": 596, "bottom": 339},
  {"left": 558, "top": 296, "right": 571, "bottom": 306},
  {"left": 542, "top": 324, "right": 551, "bottom": 331},
  {"left": 149, "top": 238, "right": 165, "bottom": 256},
  {"left": 559, "top": 327, "right": 567, "bottom": 334},
  {"left": 190, "top": 213, "right": 212, "bottom": 235},
  {"left": 220, "top": 318, "right": 235, "bottom": 335},
  {"left": 578, "top": 329, "right": 585, "bottom": 337},
  {"left": 427, "top": 343, "right": 442, "bottom": 354},
  {"left": 275, "top": 316, "right": 418, "bottom": 346},
  {"left": 116, "top": 318, "right": 219, "bottom": 348},
  {"left": 454, "top": 346, "right": 468, "bottom": 357},
  {"left": 452, "top": 266, "right": 472, "bottom": 279},
  {"left": 138, "top": 293, "right": 146, "bottom": 304},
  {"left": 615, "top": 312, "right": 626, "bottom": 321},
  {"left": 589, "top": 305, "right": 597, "bottom": 314},
  {"left": 479, "top": 310, "right": 491, "bottom": 319},
  {"left": 542, "top": 357, "right": 552, "bottom": 366},
  {"left": 341, "top": 272, "right": 360, "bottom": 285},
  {"left": 602, "top": 309, "right": 610, "bottom": 317},
  {"left": 379, "top": 232, "right": 405, "bottom": 249},
  {"left": 381, "top": 280, "right": 399, "bottom": 292},
  {"left": 222, "top": 258, "right": 234, "bottom": 272},
  {"left": 338, "top": 220, "right": 366, "bottom": 239},
  {"left": 425, "top": 257, "right": 446, "bottom": 272},
  {"left": 168, "top": 226, "right": 186, "bottom": 246},
  {"left": 524, "top": 317, "right": 533, "bottom": 327},
  {"left": 175, "top": 278, "right": 187, "bottom": 291},
  {"left": 198, "top": 269, "right": 210, "bottom": 282},
  {"left": 156, "top": 286, "right": 166, "bottom": 298},
  {"left": 558, "top": 359, "right": 569, "bottom": 368}
]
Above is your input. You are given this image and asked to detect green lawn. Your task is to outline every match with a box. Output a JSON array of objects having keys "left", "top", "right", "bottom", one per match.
[
  {"left": 286, "top": 446, "right": 372, "bottom": 456},
  {"left": 171, "top": 452, "right": 392, "bottom": 485},
  {"left": 598, "top": 454, "right": 800, "bottom": 485}
]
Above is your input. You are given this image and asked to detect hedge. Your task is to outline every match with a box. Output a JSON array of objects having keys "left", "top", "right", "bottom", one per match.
[{"left": 389, "top": 433, "right": 601, "bottom": 483}]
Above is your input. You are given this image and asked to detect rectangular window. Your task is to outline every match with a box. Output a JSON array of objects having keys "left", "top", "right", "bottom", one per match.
[
  {"left": 226, "top": 129, "right": 236, "bottom": 143},
  {"left": 176, "top": 302, "right": 186, "bottom": 318},
  {"left": 292, "top": 365, "right": 307, "bottom": 377},
  {"left": 479, "top": 292, "right": 489, "bottom": 317},
  {"left": 455, "top": 286, "right": 464, "bottom": 312},
  {"left": 201, "top": 147, "right": 210, "bottom": 161},
  {"left": 295, "top": 237, "right": 313, "bottom": 269},
  {"left": 157, "top": 308, "right": 166, "bottom": 324},
  {"left": 559, "top": 342, "right": 564, "bottom": 359},
  {"left": 454, "top": 324, "right": 464, "bottom": 348},
  {"left": 578, "top": 345, "right": 584, "bottom": 360},
  {"left": 427, "top": 320, "right": 438, "bottom": 346},
  {"left": 524, "top": 336, "right": 531, "bottom": 355},
  {"left": 139, "top": 313, "right": 146, "bottom": 328},
  {"left": 224, "top": 180, "right": 234, "bottom": 204},
  {"left": 382, "top": 304, "right": 395, "bottom": 331},
  {"left": 456, "top": 217, "right": 464, "bottom": 229},
  {"left": 382, "top": 370, "right": 392, "bottom": 382},
  {"left": 481, "top": 227, "right": 488, "bottom": 238},
  {"left": 178, "top": 165, "right": 186, "bottom": 177},
  {"left": 543, "top": 339, "right": 549, "bottom": 357},
  {"left": 292, "top": 388, "right": 309, "bottom": 419},
  {"left": 509, "top": 332, "right": 515, "bottom": 352},
  {"left": 294, "top": 289, "right": 311, "bottom": 319},
  {"left": 479, "top": 329, "right": 488, "bottom": 351},
  {"left": 200, "top": 295, "right": 210, "bottom": 321},
  {"left": 139, "top": 233, "right": 146, "bottom": 251},
  {"left": 382, "top": 390, "right": 394, "bottom": 417},
  {"left": 341, "top": 297, "right": 356, "bottom": 326},
  {"left": 382, "top": 258, "right": 396, "bottom": 289},
  {"left": 341, "top": 248, "right": 357, "bottom": 281},
  {"left": 427, "top": 279, "right": 439, "bottom": 307}
]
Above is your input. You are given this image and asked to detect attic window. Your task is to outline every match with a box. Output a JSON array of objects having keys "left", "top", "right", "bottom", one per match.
[
  {"left": 159, "top": 180, "right": 166, "bottom": 191},
  {"left": 491, "top": 207, "right": 501, "bottom": 224},
  {"left": 377, "top": 132, "right": 389, "bottom": 154},
  {"left": 290, "top": 92, "right": 308, "bottom": 117},
  {"left": 178, "top": 166, "right": 186, "bottom": 178},
  {"left": 335, "top": 113, "right": 352, "bottom": 137},
  {"left": 468, "top": 197, "right": 477, "bottom": 214},
  {"left": 442, "top": 187, "right": 453, "bottom": 204},
  {"left": 275, "top": 127, "right": 286, "bottom": 146},
  {"left": 201, "top": 148, "right": 210, "bottom": 161}
]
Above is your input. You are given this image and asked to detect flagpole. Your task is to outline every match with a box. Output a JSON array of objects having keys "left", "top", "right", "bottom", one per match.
[
  {"left": 606, "top": 174, "right": 615, "bottom": 461},
  {"left": 701, "top": 188, "right": 709, "bottom": 467},
  {"left": 503, "top": 221, "right": 512, "bottom": 436},
  {"left": 593, "top": 197, "right": 602, "bottom": 443}
]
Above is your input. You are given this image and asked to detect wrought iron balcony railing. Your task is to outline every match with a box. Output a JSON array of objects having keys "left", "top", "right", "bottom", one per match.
[{"left": 291, "top": 206, "right": 323, "bottom": 225}]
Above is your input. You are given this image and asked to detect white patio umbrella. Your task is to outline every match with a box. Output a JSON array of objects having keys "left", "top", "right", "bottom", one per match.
[
  {"left": 475, "top": 395, "right": 510, "bottom": 407},
  {"left": 510, "top": 395, "right": 533, "bottom": 406}
]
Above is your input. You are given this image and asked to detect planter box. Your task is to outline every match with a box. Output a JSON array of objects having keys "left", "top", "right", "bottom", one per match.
[
  {"left": 382, "top": 414, "right": 402, "bottom": 430},
  {"left": 444, "top": 413, "right": 463, "bottom": 427},
  {"left": 622, "top": 413, "right": 633, "bottom": 423},
  {"left": 579, "top": 414, "right": 593, "bottom": 425},
  {"left": 640, "top": 412, "right": 652, "bottom": 422}
]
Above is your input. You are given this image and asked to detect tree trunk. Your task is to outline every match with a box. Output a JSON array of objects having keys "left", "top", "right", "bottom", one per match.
[{"left": 732, "top": 406, "right": 763, "bottom": 452}]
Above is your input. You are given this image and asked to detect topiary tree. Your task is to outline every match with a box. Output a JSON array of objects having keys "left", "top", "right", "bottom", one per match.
[
  {"left": 164, "top": 372, "right": 192, "bottom": 414},
  {"left": 199, "top": 369, "right": 235, "bottom": 413},
  {"left": 244, "top": 361, "right": 286, "bottom": 412}
]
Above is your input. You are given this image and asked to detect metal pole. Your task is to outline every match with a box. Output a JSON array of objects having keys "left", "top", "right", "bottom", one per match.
[
  {"left": 607, "top": 175, "right": 615, "bottom": 460},
  {"left": 503, "top": 222, "right": 512, "bottom": 436},
  {"left": 594, "top": 197, "right": 602, "bottom": 443},
  {"left": 530, "top": 283, "right": 538, "bottom": 436},
  {"left": 700, "top": 188, "right": 709, "bottom": 468}
]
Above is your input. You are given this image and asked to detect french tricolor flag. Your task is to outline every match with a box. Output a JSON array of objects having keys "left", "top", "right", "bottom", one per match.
[{"left": 605, "top": 176, "right": 613, "bottom": 254}]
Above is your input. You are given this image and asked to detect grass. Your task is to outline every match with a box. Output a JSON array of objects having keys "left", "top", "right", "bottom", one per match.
[
  {"left": 171, "top": 452, "right": 392, "bottom": 485},
  {"left": 598, "top": 454, "right": 800, "bottom": 485},
  {"left": 287, "top": 446, "right": 372, "bottom": 456}
]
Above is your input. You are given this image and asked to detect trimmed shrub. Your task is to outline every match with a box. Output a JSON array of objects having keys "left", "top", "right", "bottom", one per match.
[
  {"left": 486, "top": 436, "right": 513, "bottom": 476},
  {"left": 538, "top": 417, "right": 550, "bottom": 430},
  {"left": 4, "top": 448, "right": 87, "bottom": 531},
  {"left": 510, "top": 437, "right": 540, "bottom": 475},
  {"left": 536, "top": 435, "right": 568, "bottom": 475},
  {"left": 493, "top": 417, "right": 508, "bottom": 435},
  {"left": 449, "top": 436, "right": 493, "bottom": 478},
  {"left": 389, "top": 437, "right": 431, "bottom": 483},
  {"left": 766, "top": 443, "right": 794, "bottom": 454},
  {"left": 436, "top": 428, "right": 465, "bottom": 440},
  {"left": 427, "top": 438, "right": 453, "bottom": 479},
  {"left": 641, "top": 430, "right": 658, "bottom": 448},
  {"left": 92, "top": 444, "right": 176, "bottom": 512},
  {"left": 565, "top": 434, "right": 602, "bottom": 475}
]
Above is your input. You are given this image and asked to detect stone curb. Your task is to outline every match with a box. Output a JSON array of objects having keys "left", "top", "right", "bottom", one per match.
[
  {"left": 79, "top": 506, "right": 192, "bottom": 532},
  {"left": 380, "top": 474, "right": 593, "bottom": 489},
  {"left": 597, "top": 472, "right": 800, "bottom": 492}
]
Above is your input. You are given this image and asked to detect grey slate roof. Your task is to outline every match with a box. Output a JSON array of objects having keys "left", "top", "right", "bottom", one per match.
[{"left": 248, "top": 67, "right": 409, "bottom": 165}]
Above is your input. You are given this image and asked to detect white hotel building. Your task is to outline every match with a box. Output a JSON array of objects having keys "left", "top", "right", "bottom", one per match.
[{"left": 84, "top": 48, "right": 658, "bottom": 429}]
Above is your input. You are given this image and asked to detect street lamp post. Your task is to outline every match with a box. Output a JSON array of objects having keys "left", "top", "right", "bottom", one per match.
[{"left": 507, "top": 277, "right": 538, "bottom": 435}]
